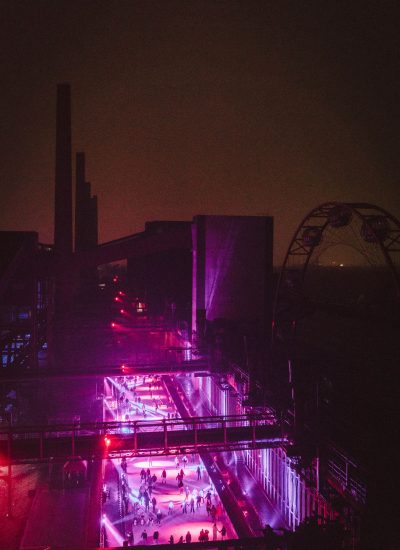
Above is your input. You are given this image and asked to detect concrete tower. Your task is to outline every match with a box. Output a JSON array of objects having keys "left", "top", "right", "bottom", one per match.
[
  {"left": 54, "top": 83, "right": 72, "bottom": 256},
  {"left": 75, "top": 152, "right": 98, "bottom": 252}
]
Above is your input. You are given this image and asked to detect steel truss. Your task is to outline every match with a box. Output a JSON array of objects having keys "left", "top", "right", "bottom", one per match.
[{"left": 0, "top": 413, "right": 291, "bottom": 465}]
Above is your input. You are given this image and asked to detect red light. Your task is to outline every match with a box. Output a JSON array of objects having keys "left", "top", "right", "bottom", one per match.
[
  {"left": 121, "top": 364, "right": 126, "bottom": 371},
  {"left": 104, "top": 435, "right": 111, "bottom": 448},
  {"left": 120, "top": 309, "right": 124, "bottom": 314},
  {"left": 111, "top": 322, "right": 116, "bottom": 328},
  {"left": 118, "top": 291, "right": 125, "bottom": 296},
  {"left": 114, "top": 296, "right": 120, "bottom": 302}
]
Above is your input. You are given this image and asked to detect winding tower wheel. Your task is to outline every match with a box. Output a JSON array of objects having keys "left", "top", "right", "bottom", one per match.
[{"left": 272, "top": 202, "right": 400, "bottom": 427}]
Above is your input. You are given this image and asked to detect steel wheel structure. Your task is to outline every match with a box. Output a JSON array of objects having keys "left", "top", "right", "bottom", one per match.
[
  {"left": 273, "top": 202, "right": 400, "bottom": 342},
  {"left": 271, "top": 202, "right": 400, "bottom": 425}
]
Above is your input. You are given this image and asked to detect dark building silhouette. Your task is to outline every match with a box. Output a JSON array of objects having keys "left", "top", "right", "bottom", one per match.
[
  {"left": 191, "top": 214, "right": 273, "bottom": 389},
  {"left": 0, "top": 232, "right": 43, "bottom": 369},
  {"left": 127, "top": 221, "right": 192, "bottom": 323}
]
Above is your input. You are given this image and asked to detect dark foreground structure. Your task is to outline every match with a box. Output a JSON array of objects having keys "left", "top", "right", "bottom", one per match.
[{"left": 1, "top": 85, "right": 399, "bottom": 549}]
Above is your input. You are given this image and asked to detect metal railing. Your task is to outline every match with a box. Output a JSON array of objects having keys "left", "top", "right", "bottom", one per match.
[{"left": 0, "top": 412, "right": 291, "bottom": 464}]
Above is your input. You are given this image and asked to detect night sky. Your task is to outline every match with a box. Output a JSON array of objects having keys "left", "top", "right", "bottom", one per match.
[{"left": 1, "top": 0, "right": 399, "bottom": 264}]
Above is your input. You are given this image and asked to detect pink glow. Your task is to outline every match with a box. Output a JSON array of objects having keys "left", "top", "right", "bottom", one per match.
[
  {"left": 102, "top": 516, "right": 124, "bottom": 546},
  {"left": 103, "top": 400, "right": 118, "bottom": 420}
]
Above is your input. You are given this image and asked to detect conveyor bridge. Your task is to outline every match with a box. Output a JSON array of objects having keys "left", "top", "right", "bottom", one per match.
[{"left": 0, "top": 413, "right": 291, "bottom": 465}]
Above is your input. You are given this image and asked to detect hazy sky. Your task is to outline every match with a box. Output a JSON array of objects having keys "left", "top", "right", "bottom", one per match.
[{"left": 1, "top": 0, "right": 399, "bottom": 264}]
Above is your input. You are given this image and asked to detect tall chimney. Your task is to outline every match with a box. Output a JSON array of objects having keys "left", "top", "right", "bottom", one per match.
[
  {"left": 89, "top": 195, "right": 98, "bottom": 247},
  {"left": 75, "top": 151, "right": 85, "bottom": 252},
  {"left": 54, "top": 83, "right": 72, "bottom": 255},
  {"left": 75, "top": 152, "right": 98, "bottom": 251}
]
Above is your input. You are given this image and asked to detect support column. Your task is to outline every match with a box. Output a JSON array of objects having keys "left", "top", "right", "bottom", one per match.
[{"left": 7, "top": 432, "right": 12, "bottom": 517}]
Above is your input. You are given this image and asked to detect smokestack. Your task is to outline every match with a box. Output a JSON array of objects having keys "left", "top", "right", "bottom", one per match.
[
  {"left": 90, "top": 195, "right": 98, "bottom": 247},
  {"left": 54, "top": 83, "right": 72, "bottom": 255},
  {"left": 75, "top": 152, "right": 98, "bottom": 251},
  {"left": 75, "top": 151, "right": 85, "bottom": 252}
]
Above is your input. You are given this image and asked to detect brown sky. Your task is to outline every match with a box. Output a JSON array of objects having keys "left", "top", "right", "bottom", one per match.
[{"left": 1, "top": 0, "right": 399, "bottom": 264}]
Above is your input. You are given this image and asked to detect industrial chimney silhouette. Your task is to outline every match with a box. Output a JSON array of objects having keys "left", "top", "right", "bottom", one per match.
[
  {"left": 75, "top": 152, "right": 98, "bottom": 252},
  {"left": 54, "top": 83, "right": 73, "bottom": 256}
]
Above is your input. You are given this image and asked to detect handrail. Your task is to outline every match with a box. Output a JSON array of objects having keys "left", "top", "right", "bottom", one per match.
[{"left": 0, "top": 412, "right": 276, "bottom": 436}]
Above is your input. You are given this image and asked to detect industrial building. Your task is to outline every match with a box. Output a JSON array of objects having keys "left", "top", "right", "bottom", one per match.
[{"left": 1, "top": 84, "right": 399, "bottom": 549}]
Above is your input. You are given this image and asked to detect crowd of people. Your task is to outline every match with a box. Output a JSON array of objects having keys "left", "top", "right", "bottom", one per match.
[
  {"left": 118, "top": 459, "right": 227, "bottom": 542},
  {"left": 102, "top": 374, "right": 232, "bottom": 545}
]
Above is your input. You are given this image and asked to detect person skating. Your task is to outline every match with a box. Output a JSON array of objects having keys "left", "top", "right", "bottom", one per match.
[
  {"left": 210, "top": 504, "right": 217, "bottom": 522},
  {"left": 144, "top": 491, "right": 150, "bottom": 512},
  {"left": 213, "top": 522, "right": 218, "bottom": 540},
  {"left": 156, "top": 509, "right": 162, "bottom": 525}
]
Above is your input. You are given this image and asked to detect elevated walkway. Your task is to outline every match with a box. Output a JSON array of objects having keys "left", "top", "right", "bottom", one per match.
[{"left": 0, "top": 414, "right": 290, "bottom": 464}]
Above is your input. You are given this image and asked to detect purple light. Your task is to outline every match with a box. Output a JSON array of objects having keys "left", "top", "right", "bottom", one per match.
[{"left": 102, "top": 516, "right": 124, "bottom": 546}]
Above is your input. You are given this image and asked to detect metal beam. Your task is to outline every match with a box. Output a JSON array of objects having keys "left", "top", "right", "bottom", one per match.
[{"left": 0, "top": 414, "right": 291, "bottom": 464}]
